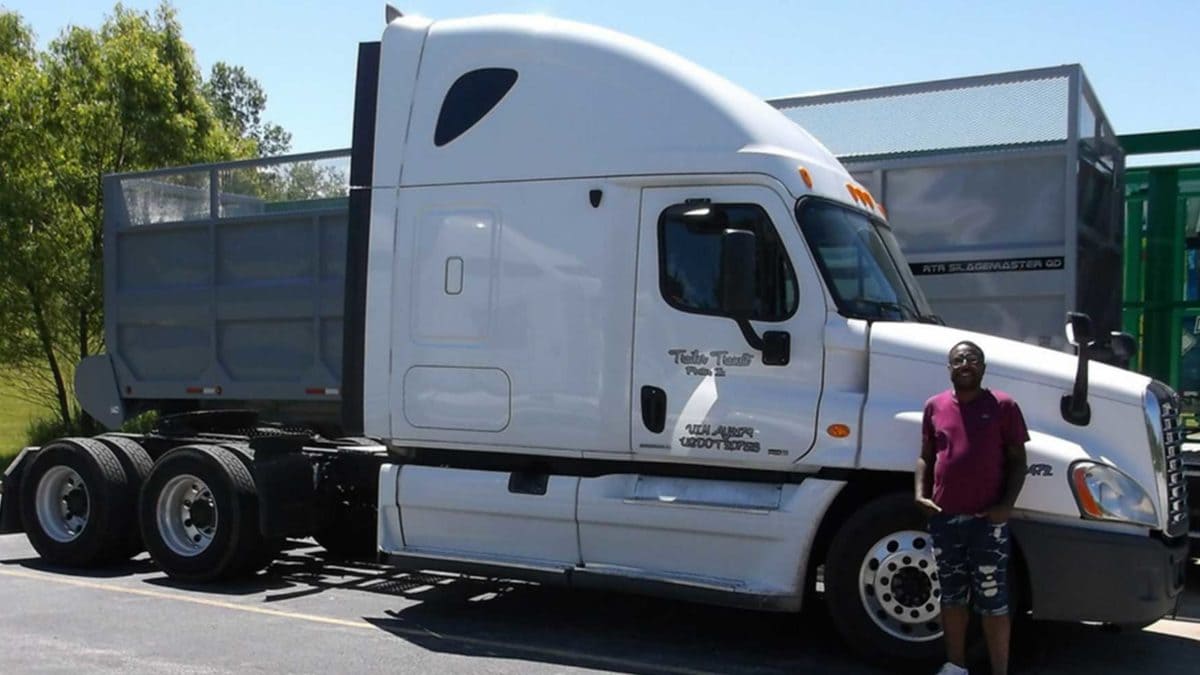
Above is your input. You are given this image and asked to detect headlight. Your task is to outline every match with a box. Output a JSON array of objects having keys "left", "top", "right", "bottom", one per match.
[{"left": 1069, "top": 461, "right": 1158, "bottom": 527}]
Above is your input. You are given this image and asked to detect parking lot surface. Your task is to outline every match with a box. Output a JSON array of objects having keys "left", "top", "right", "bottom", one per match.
[{"left": 1, "top": 534, "right": 1198, "bottom": 674}]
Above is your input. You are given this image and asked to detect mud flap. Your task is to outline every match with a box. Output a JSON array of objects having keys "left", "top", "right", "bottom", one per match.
[
  {"left": 75, "top": 354, "right": 125, "bottom": 430},
  {"left": 0, "top": 447, "right": 39, "bottom": 534}
]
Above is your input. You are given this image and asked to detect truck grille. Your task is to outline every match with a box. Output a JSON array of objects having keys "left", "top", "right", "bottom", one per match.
[{"left": 1150, "top": 383, "right": 1189, "bottom": 537}]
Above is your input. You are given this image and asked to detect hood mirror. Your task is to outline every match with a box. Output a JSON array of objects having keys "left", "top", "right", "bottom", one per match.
[
  {"left": 1065, "top": 313, "right": 1093, "bottom": 347},
  {"left": 1061, "top": 312, "right": 1093, "bottom": 426},
  {"left": 1109, "top": 331, "right": 1137, "bottom": 365}
]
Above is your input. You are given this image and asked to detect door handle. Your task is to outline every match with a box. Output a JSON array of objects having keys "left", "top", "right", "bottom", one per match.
[
  {"left": 508, "top": 470, "right": 549, "bottom": 495},
  {"left": 641, "top": 386, "right": 667, "bottom": 433}
]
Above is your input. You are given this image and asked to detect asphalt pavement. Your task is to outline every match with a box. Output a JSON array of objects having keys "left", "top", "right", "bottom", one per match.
[{"left": 1, "top": 533, "right": 1198, "bottom": 674}]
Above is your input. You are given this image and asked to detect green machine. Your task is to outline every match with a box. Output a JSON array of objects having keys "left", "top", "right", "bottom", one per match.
[
  {"left": 1122, "top": 130, "right": 1200, "bottom": 418},
  {"left": 1124, "top": 130, "right": 1200, "bottom": 543}
]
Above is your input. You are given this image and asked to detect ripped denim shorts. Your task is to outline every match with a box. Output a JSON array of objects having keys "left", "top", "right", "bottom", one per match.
[{"left": 927, "top": 513, "right": 1010, "bottom": 616}]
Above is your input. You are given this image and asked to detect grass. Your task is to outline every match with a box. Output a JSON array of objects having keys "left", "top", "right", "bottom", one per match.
[
  {"left": 0, "top": 367, "right": 48, "bottom": 472},
  {"left": 0, "top": 366, "right": 159, "bottom": 473}
]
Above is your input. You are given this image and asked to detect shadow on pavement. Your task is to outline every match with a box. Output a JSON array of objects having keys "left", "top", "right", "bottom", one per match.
[
  {"left": 365, "top": 582, "right": 893, "bottom": 675},
  {"left": 4, "top": 540, "right": 1200, "bottom": 674},
  {"left": 1168, "top": 558, "right": 1200, "bottom": 623},
  {"left": 1014, "top": 622, "right": 1200, "bottom": 675},
  {"left": 1, "top": 554, "right": 158, "bottom": 578}
]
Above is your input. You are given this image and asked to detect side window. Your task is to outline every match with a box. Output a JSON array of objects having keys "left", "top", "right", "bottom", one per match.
[
  {"left": 658, "top": 203, "right": 798, "bottom": 321},
  {"left": 435, "top": 68, "right": 519, "bottom": 147}
]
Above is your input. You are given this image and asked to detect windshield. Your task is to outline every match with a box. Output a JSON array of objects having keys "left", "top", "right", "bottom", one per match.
[{"left": 796, "top": 198, "right": 935, "bottom": 322}]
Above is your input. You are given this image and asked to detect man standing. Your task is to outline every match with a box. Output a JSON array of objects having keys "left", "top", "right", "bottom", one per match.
[{"left": 916, "top": 341, "right": 1029, "bottom": 675}]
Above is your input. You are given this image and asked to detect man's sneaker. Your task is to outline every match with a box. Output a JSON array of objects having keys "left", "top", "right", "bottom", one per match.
[{"left": 934, "top": 663, "right": 968, "bottom": 675}]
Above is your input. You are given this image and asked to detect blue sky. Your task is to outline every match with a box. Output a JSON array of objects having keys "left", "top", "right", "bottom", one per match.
[{"left": 8, "top": 1, "right": 1199, "bottom": 164}]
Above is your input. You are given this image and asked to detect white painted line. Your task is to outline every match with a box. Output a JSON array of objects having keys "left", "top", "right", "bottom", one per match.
[{"left": 0, "top": 568, "right": 373, "bottom": 630}]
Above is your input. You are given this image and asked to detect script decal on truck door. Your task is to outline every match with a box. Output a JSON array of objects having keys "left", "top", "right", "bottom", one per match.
[
  {"left": 668, "top": 349, "right": 755, "bottom": 377},
  {"left": 679, "top": 424, "right": 761, "bottom": 453}
]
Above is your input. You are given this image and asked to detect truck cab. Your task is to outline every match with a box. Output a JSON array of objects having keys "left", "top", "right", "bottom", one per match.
[{"left": 353, "top": 13, "right": 1187, "bottom": 659}]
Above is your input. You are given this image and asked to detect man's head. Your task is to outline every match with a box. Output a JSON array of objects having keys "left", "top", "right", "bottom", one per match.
[{"left": 947, "top": 341, "right": 985, "bottom": 392}]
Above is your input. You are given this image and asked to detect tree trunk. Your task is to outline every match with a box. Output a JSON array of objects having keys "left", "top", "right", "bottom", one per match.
[
  {"left": 26, "top": 283, "right": 72, "bottom": 428},
  {"left": 84, "top": 168, "right": 106, "bottom": 362},
  {"left": 79, "top": 308, "right": 88, "bottom": 362}
]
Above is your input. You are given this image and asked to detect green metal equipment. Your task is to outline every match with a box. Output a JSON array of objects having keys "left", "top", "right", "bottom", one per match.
[{"left": 1122, "top": 130, "right": 1200, "bottom": 413}]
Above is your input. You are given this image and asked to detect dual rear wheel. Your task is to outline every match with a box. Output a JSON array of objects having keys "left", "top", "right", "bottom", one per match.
[
  {"left": 21, "top": 440, "right": 278, "bottom": 581},
  {"left": 20, "top": 438, "right": 133, "bottom": 567},
  {"left": 138, "top": 444, "right": 281, "bottom": 581}
]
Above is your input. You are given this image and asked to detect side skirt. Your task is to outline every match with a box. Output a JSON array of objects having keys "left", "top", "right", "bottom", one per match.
[{"left": 380, "top": 551, "right": 801, "bottom": 612}]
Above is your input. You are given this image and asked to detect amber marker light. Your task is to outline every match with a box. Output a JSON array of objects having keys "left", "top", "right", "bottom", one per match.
[
  {"left": 845, "top": 184, "right": 861, "bottom": 204},
  {"left": 827, "top": 424, "right": 851, "bottom": 438},
  {"left": 1071, "top": 465, "right": 1103, "bottom": 518},
  {"left": 798, "top": 167, "right": 813, "bottom": 189}
]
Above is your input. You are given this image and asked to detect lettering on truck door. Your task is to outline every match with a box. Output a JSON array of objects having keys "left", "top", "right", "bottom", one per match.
[{"left": 630, "top": 186, "right": 826, "bottom": 467}]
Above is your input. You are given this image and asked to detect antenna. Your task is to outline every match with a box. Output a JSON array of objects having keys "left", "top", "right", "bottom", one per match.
[{"left": 385, "top": 5, "right": 403, "bottom": 23}]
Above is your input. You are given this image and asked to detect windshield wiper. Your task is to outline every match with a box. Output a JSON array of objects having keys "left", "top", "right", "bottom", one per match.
[{"left": 852, "top": 299, "right": 919, "bottom": 321}]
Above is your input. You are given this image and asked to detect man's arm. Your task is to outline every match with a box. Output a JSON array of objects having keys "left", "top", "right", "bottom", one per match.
[
  {"left": 986, "top": 441, "right": 1027, "bottom": 523},
  {"left": 915, "top": 434, "right": 941, "bottom": 515}
]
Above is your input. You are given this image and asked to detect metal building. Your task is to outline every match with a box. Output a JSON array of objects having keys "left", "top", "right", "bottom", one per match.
[{"left": 770, "top": 65, "right": 1123, "bottom": 351}]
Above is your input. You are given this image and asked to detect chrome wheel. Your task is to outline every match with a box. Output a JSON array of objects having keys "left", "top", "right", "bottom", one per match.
[
  {"left": 156, "top": 474, "right": 218, "bottom": 557},
  {"left": 35, "top": 466, "right": 89, "bottom": 543},
  {"left": 858, "top": 529, "right": 942, "bottom": 642}
]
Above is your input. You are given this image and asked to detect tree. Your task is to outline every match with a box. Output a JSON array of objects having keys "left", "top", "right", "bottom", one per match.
[
  {"left": 204, "top": 62, "right": 292, "bottom": 156},
  {"left": 0, "top": 12, "right": 79, "bottom": 426},
  {"left": 0, "top": 3, "right": 280, "bottom": 430}
]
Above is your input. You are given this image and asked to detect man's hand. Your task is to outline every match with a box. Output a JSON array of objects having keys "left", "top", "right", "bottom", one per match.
[
  {"left": 981, "top": 504, "right": 1012, "bottom": 524},
  {"left": 915, "top": 497, "right": 942, "bottom": 517}
]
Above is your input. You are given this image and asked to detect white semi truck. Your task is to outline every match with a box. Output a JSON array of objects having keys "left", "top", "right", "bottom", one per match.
[{"left": 0, "top": 9, "right": 1189, "bottom": 663}]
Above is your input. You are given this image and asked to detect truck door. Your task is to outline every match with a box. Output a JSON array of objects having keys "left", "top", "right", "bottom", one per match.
[{"left": 631, "top": 186, "right": 824, "bottom": 466}]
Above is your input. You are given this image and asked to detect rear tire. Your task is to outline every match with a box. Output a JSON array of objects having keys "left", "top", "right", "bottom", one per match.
[
  {"left": 95, "top": 435, "right": 154, "bottom": 559},
  {"left": 140, "top": 444, "right": 271, "bottom": 581},
  {"left": 19, "top": 438, "right": 131, "bottom": 567},
  {"left": 214, "top": 444, "right": 283, "bottom": 575}
]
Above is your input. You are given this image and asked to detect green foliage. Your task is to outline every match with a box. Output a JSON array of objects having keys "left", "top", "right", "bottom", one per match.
[
  {"left": 23, "top": 415, "right": 88, "bottom": 449},
  {"left": 220, "top": 159, "right": 349, "bottom": 206},
  {"left": 120, "top": 410, "right": 160, "bottom": 435},
  {"left": 204, "top": 62, "right": 292, "bottom": 156},
  {"left": 0, "top": 11, "right": 35, "bottom": 60},
  {"left": 0, "top": 366, "right": 42, "bottom": 471},
  {"left": 0, "top": 11, "right": 74, "bottom": 426},
  {"left": 0, "top": 3, "right": 288, "bottom": 430},
  {"left": 23, "top": 409, "right": 157, "bottom": 448}
]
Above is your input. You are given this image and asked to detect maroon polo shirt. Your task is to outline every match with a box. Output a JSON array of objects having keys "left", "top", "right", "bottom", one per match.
[{"left": 922, "top": 388, "right": 1029, "bottom": 515}]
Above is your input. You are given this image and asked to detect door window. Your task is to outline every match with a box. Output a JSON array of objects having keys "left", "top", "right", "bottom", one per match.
[{"left": 657, "top": 203, "right": 797, "bottom": 321}]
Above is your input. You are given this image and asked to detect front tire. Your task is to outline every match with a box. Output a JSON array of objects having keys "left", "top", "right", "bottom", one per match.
[
  {"left": 140, "top": 445, "right": 271, "bottom": 581},
  {"left": 824, "top": 493, "right": 944, "bottom": 663},
  {"left": 19, "top": 438, "right": 131, "bottom": 567}
]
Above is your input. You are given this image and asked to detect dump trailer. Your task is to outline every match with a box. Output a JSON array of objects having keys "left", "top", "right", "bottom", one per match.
[
  {"left": 0, "top": 9, "right": 1189, "bottom": 664},
  {"left": 769, "top": 66, "right": 1125, "bottom": 354}
]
